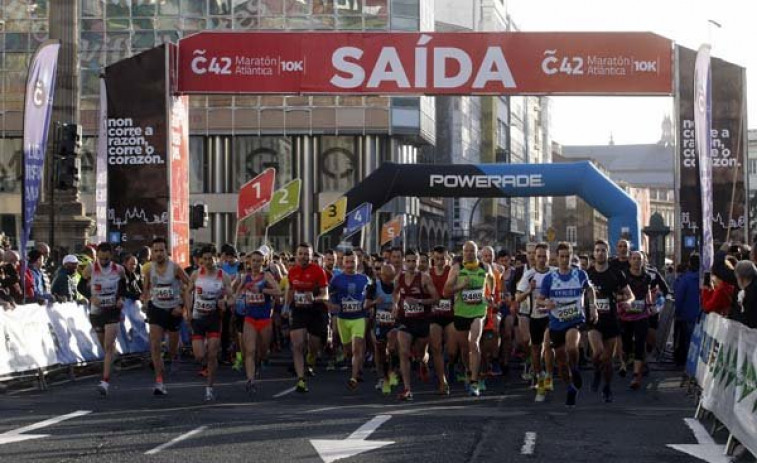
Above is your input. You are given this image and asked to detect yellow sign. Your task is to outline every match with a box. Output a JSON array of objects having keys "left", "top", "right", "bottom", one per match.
[{"left": 319, "top": 197, "right": 347, "bottom": 234}]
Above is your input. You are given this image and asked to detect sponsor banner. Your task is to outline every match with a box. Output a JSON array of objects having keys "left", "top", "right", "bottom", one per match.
[
  {"left": 0, "top": 301, "right": 152, "bottom": 378},
  {"left": 320, "top": 197, "right": 347, "bottom": 235},
  {"left": 691, "top": 314, "right": 757, "bottom": 456},
  {"left": 686, "top": 313, "right": 706, "bottom": 378},
  {"left": 380, "top": 216, "right": 403, "bottom": 246},
  {"left": 105, "top": 46, "right": 171, "bottom": 253},
  {"left": 268, "top": 178, "right": 302, "bottom": 227},
  {"left": 677, "top": 46, "right": 747, "bottom": 260},
  {"left": 168, "top": 93, "right": 190, "bottom": 268},
  {"left": 22, "top": 41, "right": 60, "bottom": 268},
  {"left": 178, "top": 32, "right": 673, "bottom": 95},
  {"left": 238, "top": 168, "right": 276, "bottom": 220},
  {"left": 344, "top": 202, "right": 372, "bottom": 236},
  {"left": 694, "top": 44, "right": 714, "bottom": 274},
  {"left": 95, "top": 78, "right": 108, "bottom": 244}
]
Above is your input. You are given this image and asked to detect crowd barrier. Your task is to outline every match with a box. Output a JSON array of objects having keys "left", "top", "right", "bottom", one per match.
[
  {"left": 686, "top": 313, "right": 757, "bottom": 456},
  {"left": 0, "top": 300, "right": 151, "bottom": 378}
]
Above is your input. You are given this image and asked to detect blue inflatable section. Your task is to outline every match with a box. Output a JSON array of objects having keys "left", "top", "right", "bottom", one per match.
[{"left": 475, "top": 162, "right": 641, "bottom": 248}]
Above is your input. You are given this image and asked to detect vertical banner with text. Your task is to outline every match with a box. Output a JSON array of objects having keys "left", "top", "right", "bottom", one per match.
[
  {"left": 95, "top": 78, "right": 108, "bottom": 244},
  {"left": 22, "top": 41, "right": 60, "bottom": 261},
  {"left": 104, "top": 46, "right": 171, "bottom": 253},
  {"left": 694, "top": 44, "right": 713, "bottom": 274},
  {"left": 677, "top": 46, "right": 746, "bottom": 260}
]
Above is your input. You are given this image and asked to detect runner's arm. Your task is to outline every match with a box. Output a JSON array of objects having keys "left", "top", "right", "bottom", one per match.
[
  {"left": 422, "top": 274, "right": 439, "bottom": 305},
  {"left": 183, "top": 274, "right": 196, "bottom": 319},
  {"left": 443, "top": 264, "right": 460, "bottom": 298},
  {"left": 263, "top": 273, "right": 282, "bottom": 297}
]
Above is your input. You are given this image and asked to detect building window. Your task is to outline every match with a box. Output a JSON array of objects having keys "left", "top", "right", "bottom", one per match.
[
  {"left": 566, "top": 195, "right": 577, "bottom": 210},
  {"left": 748, "top": 159, "right": 757, "bottom": 175},
  {"left": 566, "top": 225, "right": 577, "bottom": 245}
]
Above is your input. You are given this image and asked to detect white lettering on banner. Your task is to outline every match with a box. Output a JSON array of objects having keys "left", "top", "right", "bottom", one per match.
[
  {"left": 681, "top": 119, "right": 738, "bottom": 169},
  {"left": 331, "top": 36, "right": 517, "bottom": 90},
  {"left": 106, "top": 118, "right": 161, "bottom": 166},
  {"left": 429, "top": 174, "right": 544, "bottom": 189}
]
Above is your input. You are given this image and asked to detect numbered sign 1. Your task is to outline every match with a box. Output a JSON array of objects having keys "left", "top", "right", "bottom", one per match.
[
  {"left": 380, "top": 216, "right": 403, "bottom": 246},
  {"left": 237, "top": 168, "right": 276, "bottom": 220},
  {"left": 268, "top": 178, "right": 302, "bottom": 226},
  {"left": 344, "top": 202, "right": 372, "bottom": 236},
  {"left": 319, "top": 197, "right": 347, "bottom": 235}
]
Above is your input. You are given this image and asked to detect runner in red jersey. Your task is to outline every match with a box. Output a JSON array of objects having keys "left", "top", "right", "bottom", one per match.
[{"left": 428, "top": 246, "right": 455, "bottom": 395}]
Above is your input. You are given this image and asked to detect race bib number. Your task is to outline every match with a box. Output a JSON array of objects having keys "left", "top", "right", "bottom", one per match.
[
  {"left": 195, "top": 298, "right": 217, "bottom": 313},
  {"left": 376, "top": 310, "right": 395, "bottom": 325},
  {"left": 99, "top": 294, "right": 116, "bottom": 308},
  {"left": 627, "top": 301, "right": 647, "bottom": 314},
  {"left": 294, "top": 292, "right": 312, "bottom": 307},
  {"left": 404, "top": 301, "right": 424, "bottom": 315},
  {"left": 153, "top": 286, "right": 174, "bottom": 301},
  {"left": 246, "top": 292, "right": 265, "bottom": 305},
  {"left": 434, "top": 299, "right": 452, "bottom": 314},
  {"left": 462, "top": 289, "right": 483, "bottom": 304},
  {"left": 341, "top": 299, "right": 362, "bottom": 313},
  {"left": 595, "top": 298, "right": 611, "bottom": 313},
  {"left": 555, "top": 303, "right": 581, "bottom": 323}
]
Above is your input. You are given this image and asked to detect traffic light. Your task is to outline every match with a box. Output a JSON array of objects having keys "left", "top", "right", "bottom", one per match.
[
  {"left": 190, "top": 204, "right": 208, "bottom": 229},
  {"left": 54, "top": 123, "right": 81, "bottom": 190}
]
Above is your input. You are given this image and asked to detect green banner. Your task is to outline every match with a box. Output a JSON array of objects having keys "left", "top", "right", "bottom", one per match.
[{"left": 268, "top": 179, "right": 301, "bottom": 226}]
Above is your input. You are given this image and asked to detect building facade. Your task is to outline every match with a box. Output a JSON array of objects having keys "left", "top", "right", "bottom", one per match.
[{"left": 0, "top": 0, "right": 444, "bottom": 253}]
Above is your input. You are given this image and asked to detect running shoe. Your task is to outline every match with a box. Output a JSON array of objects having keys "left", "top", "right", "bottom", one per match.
[
  {"left": 535, "top": 379, "right": 546, "bottom": 403},
  {"left": 398, "top": 389, "right": 414, "bottom": 401},
  {"left": 97, "top": 380, "right": 109, "bottom": 397},
  {"left": 375, "top": 378, "right": 384, "bottom": 391},
  {"left": 204, "top": 387, "right": 215, "bottom": 402},
  {"left": 602, "top": 384, "right": 614, "bottom": 403},
  {"left": 347, "top": 378, "right": 359, "bottom": 391},
  {"left": 566, "top": 385, "right": 578, "bottom": 407},
  {"left": 245, "top": 380, "right": 257, "bottom": 397},
  {"left": 419, "top": 362, "right": 430, "bottom": 383},
  {"left": 296, "top": 378, "right": 309, "bottom": 393},
  {"left": 389, "top": 371, "right": 399, "bottom": 387},
  {"left": 544, "top": 375, "right": 554, "bottom": 392},
  {"left": 618, "top": 362, "right": 628, "bottom": 378},
  {"left": 232, "top": 353, "right": 244, "bottom": 372},
  {"left": 382, "top": 379, "right": 392, "bottom": 396},
  {"left": 438, "top": 381, "right": 450, "bottom": 396},
  {"left": 153, "top": 382, "right": 168, "bottom": 396},
  {"left": 630, "top": 374, "right": 642, "bottom": 391},
  {"left": 469, "top": 381, "right": 481, "bottom": 397}
]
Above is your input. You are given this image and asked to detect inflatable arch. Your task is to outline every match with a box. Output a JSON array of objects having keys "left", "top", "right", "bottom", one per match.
[{"left": 336, "top": 161, "right": 640, "bottom": 248}]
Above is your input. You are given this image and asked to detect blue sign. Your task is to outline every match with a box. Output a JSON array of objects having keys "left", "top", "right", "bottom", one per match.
[
  {"left": 344, "top": 203, "right": 372, "bottom": 236},
  {"left": 109, "top": 232, "right": 121, "bottom": 243},
  {"left": 684, "top": 236, "right": 697, "bottom": 248}
]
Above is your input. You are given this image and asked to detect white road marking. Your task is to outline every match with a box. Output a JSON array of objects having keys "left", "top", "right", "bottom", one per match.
[
  {"left": 0, "top": 410, "right": 92, "bottom": 446},
  {"left": 311, "top": 415, "right": 394, "bottom": 463},
  {"left": 273, "top": 386, "right": 297, "bottom": 398},
  {"left": 521, "top": 431, "right": 537, "bottom": 455},
  {"left": 667, "top": 418, "right": 732, "bottom": 463},
  {"left": 145, "top": 426, "right": 207, "bottom": 455}
]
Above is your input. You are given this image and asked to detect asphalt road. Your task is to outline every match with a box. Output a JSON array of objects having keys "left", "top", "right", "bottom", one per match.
[{"left": 0, "top": 357, "right": 719, "bottom": 463}]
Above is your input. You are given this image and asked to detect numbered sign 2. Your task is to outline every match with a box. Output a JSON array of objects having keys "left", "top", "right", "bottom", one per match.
[
  {"left": 268, "top": 178, "right": 302, "bottom": 226},
  {"left": 237, "top": 168, "right": 275, "bottom": 220}
]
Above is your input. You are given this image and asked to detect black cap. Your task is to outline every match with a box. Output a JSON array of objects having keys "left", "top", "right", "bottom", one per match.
[{"left": 221, "top": 243, "right": 238, "bottom": 257}]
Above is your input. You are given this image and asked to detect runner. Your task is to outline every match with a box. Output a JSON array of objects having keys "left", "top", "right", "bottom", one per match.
[
  {"left": 219, "top": 245, "right": 244, "bottom": 371},
  {"left": 587, "top": 239, "right": 635, "bottom": 403},
  {"left": 538, "top": 241, "right": 598, "bottom": 407},
  {"left": 495, "top": 249, "right": 516, "bottom": 377},
  {"left": 445, "top": 241, "right": 496, "bottom": 397},
  {"left": 185, "top": 245, "right": 233, "bottom": 401},
  {"left": 142, "top": 237, "right": 191, "bottom": 396},
  {"left": 80, "top": 243, "right": 126, "bottom": 397},
  {"left": 620, "top": 251, "right": 656, "bottom": 390},
  {"left": 428, "top": 246, "right": 455, "bottom": 395},
  {"left": 508, "top": 244, "right": 536, "bottom": 381},
  {"left": 393, "top": 249, "right": 439, "bottom": 401},
  {"left": 328, "top": 251, "right": 371, "bottom": 390},
  {"left": 515, "top": 242, "right": 555, "bottom": 402},
  {"left": 418, "top": 252, "right": 430, "bottom": 274},
  {"left": 238, "top": 250, "right": 281, "bottom": 396},
  {"left": 286, "top": 243, "right": 329, "bottom": 393},
  {"left": 366, "top": 263, "right": 399, "bottom": 395}
]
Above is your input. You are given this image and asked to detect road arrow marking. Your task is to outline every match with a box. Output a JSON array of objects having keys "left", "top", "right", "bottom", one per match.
[
  {"left": 145, "top": 426, "right": 207, "bottom": 455},
  {"left": 667, "top": 418, "right": 732, "bottom": 463},
  {"left": 310, "top": 415, "right": 394, "bottom": 463},
  {"left": 0, "top": 410, "right": 92, "bottom": 446}
]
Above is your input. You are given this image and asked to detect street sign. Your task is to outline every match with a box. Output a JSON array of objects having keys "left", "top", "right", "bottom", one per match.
[
  {"left": 320, "top": 197, "right": 347, "bottom": 235},
  {"left": 380, "top": 216, "right": 402, "bottom": 246},
  {"left": 344, "top": 203, "right": 372, "bottom": 236},
  {"left": 237, "top": 168, "right": 275, "bottom": 220},
  {"left": 547, "top": 227, "right": 556, "bottom": 242},
  {"left": 268, "top": 178, "right": 301, "bottom": 226}
]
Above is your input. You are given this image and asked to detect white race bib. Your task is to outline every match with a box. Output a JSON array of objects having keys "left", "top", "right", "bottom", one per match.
[
  {"left": 555, "top": 303, "right": 581, "bottom": 322},
  {"left": 153, "top": 286, "right": 174, "bottom": 301},
  {"left": 434, "top": 299, "right": 452, "bottom": 314},
  {"left": 99, "top": 294, "right": 116, "bottom": 308},
  {"left": 595, "top": 298, "right": 611, "bottom": 313},
  {"left": 627, "top": 301, "right": 647, "bottom": 314},
  {"left": 462, "top": 289, "right": 483, "bottom": 304},
  {"left": 341, "top": 299, "right": 362, "bottom": 313},
  {"left": 404, "top": 301, "right": 424, "bottom": 315},
  {"left": 246, "top": 292, "right": 265, "bottom": 305},
  {"left": 294, "top": 292, "right": 312, "bottom": 307},
  {"left": 195, "top": 298, "right": 216, "bottom": 313},
  {"left": 376, "top": 310, "right": 395, "bottom": 324}
]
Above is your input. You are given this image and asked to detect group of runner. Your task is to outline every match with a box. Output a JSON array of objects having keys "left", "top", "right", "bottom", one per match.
[{"left": 78, "top": 236, "right": 669, "bottom": 407}]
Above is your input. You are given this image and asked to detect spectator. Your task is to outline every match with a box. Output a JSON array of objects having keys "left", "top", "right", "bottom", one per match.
[
  {"left": 700, "top": 260, "right": 735, "bottom": 317},
  {"left": 24, "top": 249, "right": 54, "bottom": 304},
  {"left": 673, "top": 254, "right": 701, "bottom": 367},
  {"left": 733, "top": 260, "right": 757, "bottom": 329},
  {"left": 51, "top": 254, "right": 80, "bottom": 302},
  {"left": 123, "top": 254, "right": 143, "bottom": 302},
  {"left": 2, "top": 250, "right": 23, "bottom": 304}
]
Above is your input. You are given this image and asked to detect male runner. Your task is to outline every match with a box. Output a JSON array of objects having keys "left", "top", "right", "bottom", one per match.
[
  {"left": 507, "top": 243, "right": 536, "bottom": 380},
  {"left": 329, "top": 251, "right": 371, "bottom": 390},
  {"left": 366, "top": 263, "right": 399, "bottom": 395},
  {"left": 445, "top": 241, "right": 496, "bottom": 397},
  {"left": 428, "top": 246, "right": 455, "bottom": 394},
  {"left": 587, "top": 239, "right": 634, "bottom": 402},
  {"left": 80, "top": 243, "right": 126, "bottom": 397},
  {"left": 393, "top": 249, "right": 439, "bottom": 401},
  {"left": 238, "top": 250, "right": 281, "bottom": 395},
  {"left": 286, "top": 243, "right": 329, "bottom": 393},
  {"left": 516, "top": 242, "right": 555, "bottom": 402},
  {"left": 185, "top": 245, "right": 233, "bottom": 401},
  {"left": 538, "top": 241, "right": 598, "bottom": 407},
  {"left": 142, "top": 237, "right": 191, "bottom": 395}
]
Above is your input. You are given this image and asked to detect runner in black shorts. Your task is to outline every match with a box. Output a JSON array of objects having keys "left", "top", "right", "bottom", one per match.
[
  {"left": 366, "top": 263, "right": 398, "bottom": 395},
  {"left": 428, "top": 246, "right": 455, "bottom": 395},
  {"left": 586, "top": 240, "right": 634, "bottom": 403}
]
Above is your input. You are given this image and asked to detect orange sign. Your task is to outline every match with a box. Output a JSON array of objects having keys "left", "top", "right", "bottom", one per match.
[{"left": 380, "top": 216, "right": 403, "bottom": 246}]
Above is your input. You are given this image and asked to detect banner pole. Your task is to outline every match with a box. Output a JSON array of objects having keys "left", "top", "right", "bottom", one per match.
[{"left": 264, "top": 224, "right": 270, "bottom": 246}]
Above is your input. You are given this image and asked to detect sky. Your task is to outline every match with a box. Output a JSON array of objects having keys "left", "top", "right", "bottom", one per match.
[{"left": 507, "top": 0, "right": 756, "bottom": 146}]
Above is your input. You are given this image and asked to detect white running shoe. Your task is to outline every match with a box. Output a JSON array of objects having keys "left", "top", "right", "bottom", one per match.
[
  {"left": 204, "top": 387, "right": 215, "bottom": 402},
  {"left": 153, "top": 382, "right": 168, "bottom": 396},
  {"left": 97, "top": 380, "right": 109, "bottom": 397}
]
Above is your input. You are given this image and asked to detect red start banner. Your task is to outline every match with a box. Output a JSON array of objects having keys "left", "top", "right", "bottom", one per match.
[{"left": 178, "top": 32, "right": 673, "bottom": 95}]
